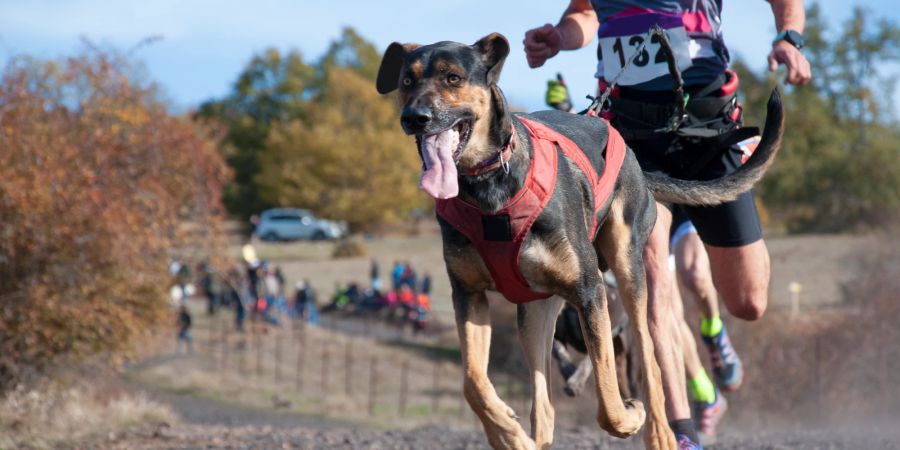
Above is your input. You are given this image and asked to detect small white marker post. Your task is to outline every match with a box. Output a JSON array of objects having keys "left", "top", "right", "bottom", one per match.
[{"left": 788, "top": 282, "right": 803, "bottom": 316}]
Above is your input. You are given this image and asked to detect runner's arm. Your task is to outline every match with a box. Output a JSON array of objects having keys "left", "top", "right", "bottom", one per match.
[
  {"left": 523, "top": 0, "right": 598, "bottom": 68},
  {"left": 556, "top": 0, "right": 600, "bottom": 51},
  {"left": 768, "top": 0, "right": 805, "bottom": 35},
  {"left": 766, "top": 0, "right": 812, "bottom": 85}
]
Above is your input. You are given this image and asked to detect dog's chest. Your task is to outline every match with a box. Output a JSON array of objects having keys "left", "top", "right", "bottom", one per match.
[{"left": 516, "top": 233, "right": 581, "bottom": 296}]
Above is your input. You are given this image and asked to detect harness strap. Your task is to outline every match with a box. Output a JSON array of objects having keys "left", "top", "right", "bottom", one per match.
[
  {"left": 517, "top": 116, "right": 626, "bottom": 237},
  {"left": 436, "top": 116, "right": 627, "bottom": 304}
]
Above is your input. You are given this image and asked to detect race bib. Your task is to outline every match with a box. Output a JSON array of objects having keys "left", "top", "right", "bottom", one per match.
[{"left": 597, "top": 11, "right": 696, "bottom": 86}]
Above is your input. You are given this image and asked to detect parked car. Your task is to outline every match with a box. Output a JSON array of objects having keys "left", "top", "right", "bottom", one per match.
[{"left": 254, "top": 208, "right": 346, "bottom": 241}]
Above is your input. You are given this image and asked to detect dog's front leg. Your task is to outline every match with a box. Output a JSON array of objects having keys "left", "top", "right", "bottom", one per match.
[
  {"left": 572, "top": 276, "right": 647, "bottom": 438},
  {"left": 454, "top": 289, "right": 535, "bottom": 450},
  {"left": 596, "top": 197, "right": 677, "bottom": 450},
  {"left": 517, "top": 296, "right": 564, "bottom": 449}
]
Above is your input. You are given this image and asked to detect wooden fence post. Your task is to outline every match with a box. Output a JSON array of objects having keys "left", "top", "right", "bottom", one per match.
[
  {"left": 398, "top": 358, "right": 409, "bottom": 417},
  {"left": 368, "top": 356, "right": 378, "bottom": 417},
  {"left": 296, "top": 331, "right": 305, "bottom": 393},
  {"left": 220, "top": 315, "right": 228, "bottom": 372},
  {"left": 345, "top": 339, "right": 353, "bottom": 396},
  {"left": 431, "top": 360, "right": 440, "bottom": 414},
  {"left": 274, "top": 332, "right": 283, "bottom": 384},
  {"left": 320, "top": 337, "right": 329, "bottom": 395},
  {"left": 255, "top": 324, "right": 263, "bottom": 378}
]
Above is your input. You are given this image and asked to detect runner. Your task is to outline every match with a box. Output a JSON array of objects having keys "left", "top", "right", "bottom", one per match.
[
  {"left": 544, "top": 78, "right": 733, "bottom": 442},
  {"left": 525, "top": 1, "right": 811, "bottom": 447}
]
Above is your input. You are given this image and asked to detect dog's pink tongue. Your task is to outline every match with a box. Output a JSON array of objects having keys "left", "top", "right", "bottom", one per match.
[{"left": 419, "top": 130, "right": 459, "bottom": 199}]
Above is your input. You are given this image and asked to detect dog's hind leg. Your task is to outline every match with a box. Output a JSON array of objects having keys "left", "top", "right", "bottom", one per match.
[
  {"left": 517, "top": 296, "right": 565, "bottom": 449},
  {"left": 551, "top": 340, "right": 577, "bottom": 382},
  {"left": 455, "top": 290, "right": 535, "bottom": 450},
  {"left": 596, "top": 195, "right": 677, "bottom": 450}
]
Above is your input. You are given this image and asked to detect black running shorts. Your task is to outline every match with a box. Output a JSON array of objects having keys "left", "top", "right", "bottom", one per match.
[{"left": 626, "top": 133, "right": 762, "bottom": 248}]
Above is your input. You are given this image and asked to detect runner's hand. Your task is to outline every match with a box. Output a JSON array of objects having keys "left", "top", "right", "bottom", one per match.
[
  {"left": 767, "top": 40, "right": 811, "bottom": 86},
  {"left": 524, "top": 24, "right": 562, "bottom": 68}
]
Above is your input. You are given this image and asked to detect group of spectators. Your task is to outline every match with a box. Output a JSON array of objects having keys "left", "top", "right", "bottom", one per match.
[
  {"left": 171, "top": 248, "right": 438, "bottom": 352},
  {"left": 171, "top": 247, "right": 322, "bottom": 352},
  {"left": 322, "top": 259, "right": 433, "bottom": 332}
]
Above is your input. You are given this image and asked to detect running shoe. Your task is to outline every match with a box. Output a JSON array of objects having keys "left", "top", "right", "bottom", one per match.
[
  {"left": 702, "top": 325, "right": 743, "bottom": 391},
  {"left": 676, "top": 433, "right": 704, "bottom": 450},
  {"left": 694, "top": 390, "right": 728, "bottom": 444}
]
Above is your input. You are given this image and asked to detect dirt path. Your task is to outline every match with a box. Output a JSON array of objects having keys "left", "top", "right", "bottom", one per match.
[{"left": 101, "top": 380, "right": 900, "bottom": 450}]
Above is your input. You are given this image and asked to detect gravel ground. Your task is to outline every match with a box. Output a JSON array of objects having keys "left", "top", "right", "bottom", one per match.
[
  {"left": 98, "top": 422, "right": 900, "bottom": 450},
  {"left": 93, "top": 386, "right": 900, "bottom": 450}
]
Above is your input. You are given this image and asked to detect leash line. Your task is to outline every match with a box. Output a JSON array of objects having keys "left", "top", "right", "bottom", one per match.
[{"left": 586, "top": 25, "right": 688, "bottom": 134}]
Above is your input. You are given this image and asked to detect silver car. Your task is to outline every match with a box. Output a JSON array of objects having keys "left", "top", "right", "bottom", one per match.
[{"left": 255, "top": 208, "right": 345, "bottom": 241}]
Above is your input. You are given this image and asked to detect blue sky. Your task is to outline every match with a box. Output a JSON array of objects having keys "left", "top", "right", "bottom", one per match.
[{"left": 0, "top": 1, "right": 897, "bottom": 112}]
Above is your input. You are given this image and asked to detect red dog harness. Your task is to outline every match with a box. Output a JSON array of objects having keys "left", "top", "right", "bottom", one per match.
[{"left": 436, "top": 116, "right": 627, "bottom": 303}]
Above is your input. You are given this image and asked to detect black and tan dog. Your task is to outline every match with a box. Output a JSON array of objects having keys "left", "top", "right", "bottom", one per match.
[{"left": 376, "top": 33, "right": 782, "bottom": 450}]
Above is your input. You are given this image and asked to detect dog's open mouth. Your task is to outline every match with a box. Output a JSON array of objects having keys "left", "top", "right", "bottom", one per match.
[{"left": 417, "top": 119, "right": 471, "bottom": 199}]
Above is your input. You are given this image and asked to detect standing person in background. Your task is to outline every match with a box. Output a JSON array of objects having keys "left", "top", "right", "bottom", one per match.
[
  {"left": 404, "top": 262, "right": 418, "bottom": 294},
  {"left": 231, "top": 283, "right": 246, "bottom": 332},
  {"left": 176, "top": 304, "right": 193, "bottom": 354},
  {"left": 546, "top": 73, "right": 574, "bottom": 112},
  {"left": 304, "top": 279, "right": 319, "bottom": 325},
  {"left": 391, "top": 261, "right": 404, "bottom": 294},
  {"left": 294, "top": 281, "right": 309, "bottom": 321},
  {"left": 247, "top": 262, "right": 261, "bottom": 319},
  {"left": 370, "top": 258, "right": 382, "bottom": 292},
  {"left": 274, "top": 266, "right": 286, "bottom": 295},
  {"left": 199, "top": 262, "right": 218, "bottom": 315},
  {"left": 248, "top": 214, "right": 260, "bottom": 240},
  {"left": 262, "top": 263, "right": 281, "bottom": 325},
  {"left": 420, "top": 271, "right": 432, "bottom": 297},
  {"left": 273, "top": 265, "right": 287, "bottom": 316}
]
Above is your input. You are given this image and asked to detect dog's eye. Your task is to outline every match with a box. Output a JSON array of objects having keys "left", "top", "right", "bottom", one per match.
[
  {"left": 447, "top": 74, "right": 462, "bottom": 85},
  {"left": 402, "top": 77, "right": 412, "bottom": 87}
]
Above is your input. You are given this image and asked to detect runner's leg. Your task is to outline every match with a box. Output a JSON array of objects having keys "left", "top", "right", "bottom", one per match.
[
  {"left": 644, "top": 204, "right": 692, "bottom": 425},
  {"left": 674, "top": 232, "right": 719, "bottom": 321},
  {"left": 705, "top": 240, "right": 770, "bottom": 321}
]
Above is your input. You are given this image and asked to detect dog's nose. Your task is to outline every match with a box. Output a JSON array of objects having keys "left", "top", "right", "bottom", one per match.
[{"left": 401, "top": 106, "right": 432, "bottom": 129}]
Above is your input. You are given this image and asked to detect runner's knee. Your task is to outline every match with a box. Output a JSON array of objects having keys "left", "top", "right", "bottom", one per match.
[{"left": 722, "top": 285, "right": 767, "bottom": 321}]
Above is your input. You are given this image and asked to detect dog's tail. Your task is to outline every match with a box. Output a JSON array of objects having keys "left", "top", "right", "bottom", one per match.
[{"left": 645, "top": 89, "right": 784, "bottom": 206}]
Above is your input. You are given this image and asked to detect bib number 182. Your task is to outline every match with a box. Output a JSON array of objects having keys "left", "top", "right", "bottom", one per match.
[{"left": 606, "top": 33, "right": 667, "bottom": 69}]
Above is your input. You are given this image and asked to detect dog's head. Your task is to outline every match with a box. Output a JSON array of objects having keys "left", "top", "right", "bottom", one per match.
[{"left": 376, "top": 33, "right": 512, "bottom": 199}]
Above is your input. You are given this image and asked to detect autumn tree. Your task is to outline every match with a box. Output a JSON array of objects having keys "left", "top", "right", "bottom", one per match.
[
  {"left": 196, "top": 48, "right": 313, "bottom": 217},
  {"left": 255, "top": 66, "right": 421, "bottom": 231},
  {"left": 0, "top": 48, "right": 229, "bottom": 389},
  {"left": 201, "top": 27, "right": 426, "bottom": 230}
]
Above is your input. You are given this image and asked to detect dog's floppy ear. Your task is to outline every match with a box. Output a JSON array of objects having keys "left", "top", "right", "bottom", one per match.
[
  {"left": 473, "top": 33, "right": 510, "bottom": 85},
  {"left": 376, "top": 42, "right": 419, "bottom": 94}
]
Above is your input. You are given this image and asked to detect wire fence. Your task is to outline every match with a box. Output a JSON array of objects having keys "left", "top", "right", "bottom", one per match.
[
  {"left": 167, "top": 304, "right": 537, "bottom": 430},
  {"left": 156, "top": 287, "right": 900, "bottom": 437}
]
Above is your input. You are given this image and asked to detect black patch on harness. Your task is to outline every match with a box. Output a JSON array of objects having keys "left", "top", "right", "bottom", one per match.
[{"left": 482, "top": 214, "right": 512, "bottom": 241}]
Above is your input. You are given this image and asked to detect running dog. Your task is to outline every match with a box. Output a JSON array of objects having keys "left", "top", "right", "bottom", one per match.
[{"left": 376, "top": 33, "right": 782, "bottom": 450}]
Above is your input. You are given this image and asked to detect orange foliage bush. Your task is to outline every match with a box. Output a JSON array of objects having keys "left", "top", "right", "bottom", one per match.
[{"left": 0, "top": 48, "right": 229, "bottom": 389}]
